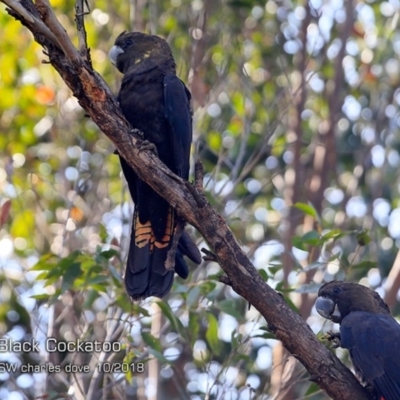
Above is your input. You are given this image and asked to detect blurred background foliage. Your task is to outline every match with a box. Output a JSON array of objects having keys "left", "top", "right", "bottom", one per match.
[{"left": 1, "top": 0, "right": 400, "bottom": 399}]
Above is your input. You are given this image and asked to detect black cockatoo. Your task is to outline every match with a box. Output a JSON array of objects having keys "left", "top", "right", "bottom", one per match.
[
  {"left": 316, "top": 281, "right": 400, "bottom": 400},
  {"left": 108, "top": 31, "right": 201, "bottom": 300}
]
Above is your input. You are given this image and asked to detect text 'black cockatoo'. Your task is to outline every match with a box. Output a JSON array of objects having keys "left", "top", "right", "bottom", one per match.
[
  {"left": 109, "top": 32, "right": 201, "bottom": 300},
  {"left": 316, "top": 281, "right": 400, "bottom": 400}
]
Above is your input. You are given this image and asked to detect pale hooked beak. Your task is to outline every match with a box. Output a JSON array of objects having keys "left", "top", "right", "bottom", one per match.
[
  {"left": 108, "top": 45, "right": 124, "bottom": 66},
  {"left": 316, "top": 297, "right": 341, "bottom": 322}
]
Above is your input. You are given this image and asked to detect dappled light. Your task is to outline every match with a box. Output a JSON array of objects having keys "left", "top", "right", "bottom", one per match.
[{"left": 1, "top": 0, "right": 400, "bottom": 399}]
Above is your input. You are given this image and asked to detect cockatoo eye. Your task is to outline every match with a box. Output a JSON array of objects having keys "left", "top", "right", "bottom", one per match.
[{"left": 333, "top": 287, "right": 341, "bottom": 295}]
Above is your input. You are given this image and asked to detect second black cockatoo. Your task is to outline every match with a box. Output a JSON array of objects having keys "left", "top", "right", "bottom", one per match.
[
  {"left": 316, "top": 281, "right": 400, "bottom": 400},
  {"left": 108, "top": 31, "right": 201, "bottom": 300}
]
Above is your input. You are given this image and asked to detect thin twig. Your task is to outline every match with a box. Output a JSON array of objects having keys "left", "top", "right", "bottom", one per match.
[
  {"left": 185, "top": 159, "right": 207, "bottom": 207},
  {"left": 185, "top": 181, "right": 206, "bottom": 207},
  {"left": 36, "top": 0, "right": 81, "bottom": 63},
  {"left": 218, "top": 275, "right": 232, "bottom": 286},
  {"left": 165, "top": 217, "right": 185, "bottom": 270},
  {"left": 74, "top": 0, "right": 91, "bottom": 63},
  {"left": 194, "top": 159, "right": 205, "bottom": 193},
  {"left": 3, "top": 0, "right": 34, "bottom": 22},
  {"left": 201, "top": 247, "right": 217, "bottom": 262},
  {"left": 3, "top": 0, "right": 62, "bottom": 49}
]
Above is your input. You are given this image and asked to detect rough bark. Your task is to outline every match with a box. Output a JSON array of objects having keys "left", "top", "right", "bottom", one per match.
[{"left": 0, "top": 1, "right": 374, "bottom": 399}]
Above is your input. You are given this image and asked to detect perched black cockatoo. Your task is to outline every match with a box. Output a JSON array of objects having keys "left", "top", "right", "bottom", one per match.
[
  {"left": 316, "top": 281, "right": 400, "bottom": 400},
  {"left": 108, "top": 31, "right": 201, "bottom": 300}
]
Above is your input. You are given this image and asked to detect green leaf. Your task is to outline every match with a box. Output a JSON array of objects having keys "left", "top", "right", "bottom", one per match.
[
  {"left": 30, "top": 294, "right": 50, "bottom": 301},
  {"left": 107, "top": 264, "right": 122, "bottom": 282},
  {"left": 302, "top": 230, "right": 320, "bottom": 245},
  {"left": 258, "top": 268, "right": 268, "bottom": 281},
  {"left": 98, "top": 224, "right": 108, "bottom": 242},
  {"left": 292, "top": 236, "right": 306, "bottom": 250},
  {"left": 99, "top": 249, "right": 120, "bottom": 260},
  {"left": 252, "top": 332, "right": 276, "bottom": 339},
  {"left": 259, "top": 325, "right": 270, "bottom": 331},
  {"left": 186, "top": 286, "right": 201, "bottom": 308},
  {"left": 217, "top": 299, "right": 241, "bottom": 318},
  {"left": 208, "top": 130, "right": 222, "bottom": 151},
  {"left": 350, "top": 260, "right": 377, "bottom": 270},
  {"left": 87, "top": 275, "right": 109, "bottom": 285},
  {"left": 322, "top": 229, "right": 345, "bottom": 240},
  {"left": 90, "top": 283, "right": 108, "bottom": 293},
  {"left": 303, "top": 261, "right": 326, "bottom": 272},
  {"left": 293, "top": 231, "right": 321, "bottom": 248},
  {"left": 200, "top": 281, "right": 217, "bottom": 296},
  {"left": 30, "top": 254, "right": 58, "bottom": 271},
  {"left": 293, "top": 202, "right": 318, "bottom": 219},
  {"left": 61, "top": 262, "right": 81, "bottom": 291},
  {"left": 80, "top": 259, "right": 97, "bottom": 272},
  {"left": 304, "top": 382, "right": 320, "bottom": 396},
  {"left": 268, "top": 264, "right": 282, "bottom": 275},
  {"left": 356, "top": 230, "right": 371, "bottom": 246},
  {"left": 58, "top": 251, "right": 82, "bottom": 271},
  {"left": 205, "top": 312, "right": 220, "bottom": 355},
  {"left": 231, "top": 353, "right": 252, "bottom": 364},
  {"left": 141, "top": 331, "right": 162, "bottom": 353},
  {"left": 231, "top": 331, "right": 244, "bottom": 350},
  {"left": 10, "top": 210, "right": 35, "bottom": 239},
  {"left": 188, "top": 311, "right": 199, "bottom": 347},
  {"left": 156, "top": 301, "right": 185, "bottom": 335},
  {"left": 83, "top": 290, "right": 99, "bottom": 308},
  {"left": 148, "top": 348, "right": 168, "bottom": 363},
  {"left": 134, "top": 305, "right": 150, "bottom": 317}
]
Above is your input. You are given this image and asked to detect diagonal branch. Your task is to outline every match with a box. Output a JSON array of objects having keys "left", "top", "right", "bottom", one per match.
[{"left": 0, "top": 1, "right": 373, "bottom": 399}]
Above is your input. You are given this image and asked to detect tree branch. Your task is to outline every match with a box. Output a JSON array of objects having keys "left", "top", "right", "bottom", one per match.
[
  {"left": 0, "top": 1, "right": 373, "bottom": 399},
  {"left": 35, "top": 0, "right": 81, "bottom": 63},
  {"left": 74, "top": 0, "right": 91, "bottom": 62}
]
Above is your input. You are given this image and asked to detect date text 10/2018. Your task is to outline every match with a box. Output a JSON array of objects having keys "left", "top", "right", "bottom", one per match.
[{"left": 96, "top": 362, "right": 145, "bottom": 373}]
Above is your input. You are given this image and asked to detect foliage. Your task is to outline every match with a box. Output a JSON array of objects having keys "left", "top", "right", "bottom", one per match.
[{"left": 1, "top": 0, "right": 400, "bottom": 399}]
